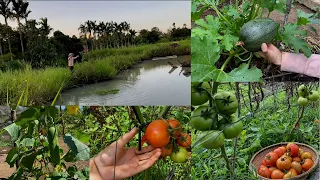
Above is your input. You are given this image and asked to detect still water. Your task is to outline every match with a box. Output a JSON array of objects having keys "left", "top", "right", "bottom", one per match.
[{"left": 58, "top": 56, "right": 191, "bottom": 105}]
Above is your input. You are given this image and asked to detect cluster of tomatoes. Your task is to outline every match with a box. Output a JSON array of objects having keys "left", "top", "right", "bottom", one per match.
[
  {"left": 258, "top": 143, "right": 314, "bottom": 179},
  {"left": 141, "top": 119, "right": 191, "bottom": 163},
  {"left": 191, "top": 82, "right": 243, "bottom": 149},
  {"left": 297, "top": 85, "right": 319, "bottom": 106}
]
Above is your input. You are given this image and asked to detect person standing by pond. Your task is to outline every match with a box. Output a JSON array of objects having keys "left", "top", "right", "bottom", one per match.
[{"left": 68, "top": 53, "right": 79, "bottom": 72}]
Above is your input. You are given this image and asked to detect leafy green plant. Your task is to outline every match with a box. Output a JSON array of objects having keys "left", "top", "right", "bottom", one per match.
[
  {"left": 190, "top": 82, "right": 319, "bottom": 179},
  {"left": 191, "top": 0, "right": 317, "bottom": 82},
  {"left": 1, "top": 106, "right": 90, "bottom": 179}
]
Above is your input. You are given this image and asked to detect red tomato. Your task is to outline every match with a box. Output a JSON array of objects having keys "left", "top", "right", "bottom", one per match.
[
  {"left": 264, "top": 152, "right": 278, "bottom": 166},
  {"left": 167, "top": 119, "right": 182, "bottom": 137},
  {"left": 177, "top": 133, "right": 191, "bottom": 147},
  {"left": 287, "top": 143, "right": 299, "bottom": 157},
  {"left": 274, "top": 147, "right": 286, "bottom": 157},
  {"left": 258, "top": 165, "right": 271, "bottom": 178},
  {"left": 301, "top": 158, "right": 314, "bottom": 171},
  {"left": 144, "top": 120, "right": 170, "bottom": 148},
  {"left": 271, "top": 169, "right": 284, "bottom": 179},
  {"left": 261, "top": 159, "right": 267, "bottom": 166}
]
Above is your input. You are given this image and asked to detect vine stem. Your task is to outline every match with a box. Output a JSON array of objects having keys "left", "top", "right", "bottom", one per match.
[
  {"left": 289, "top": 106, "right": 305, "bottom": 136},
  {"left": 220, "top": 145, "right": 233, "bottom": 176},
  {"left": 207, "top": 0, "right": 232, "bottom": 26}
]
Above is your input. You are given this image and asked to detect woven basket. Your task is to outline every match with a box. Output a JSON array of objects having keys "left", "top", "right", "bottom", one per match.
[{"left": 249, "top": 142, "right": 319, "bottom": 180}]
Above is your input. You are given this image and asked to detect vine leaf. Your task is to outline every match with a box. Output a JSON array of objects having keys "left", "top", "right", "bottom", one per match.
[
  {"left": 191, "top": 35, "right": 220, "bottom": 82},
  {"left": 296, "top": 9, "right": 318, "bottom": 25},
  {"left": 281, "top": 23, "right": 312, "bottom": 58},
  {"left": 221, "top": 34, "right": 239, "bottom": 51},
  {"left": 191, "top": 35, "right": 262, "bottom": 82}
]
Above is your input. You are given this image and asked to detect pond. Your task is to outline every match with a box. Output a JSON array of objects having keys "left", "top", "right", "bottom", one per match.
[{"left": 58, "top": 55, "right": 191, "bottom": 105}]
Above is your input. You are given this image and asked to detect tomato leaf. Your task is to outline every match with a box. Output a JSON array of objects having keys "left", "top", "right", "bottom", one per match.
[{"left": 281, "top": 23, "right": 312, "bottom": 58}]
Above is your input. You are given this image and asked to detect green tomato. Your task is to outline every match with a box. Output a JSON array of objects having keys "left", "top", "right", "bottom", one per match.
[
  {"left": 297, "top": 97, "right": 308, "bottom": 106},
  {"left": 191, "top": 106, "right": 217, "bottom": 131},
  {"left": 308, "top": 90, "right": 319, "bottom": 101},
  {"left": 197, "top": 130, "right": 225, "bottom": 149},
  {"left": 191, "top": 82, "right": 211, "bottom": 106},
  {"left": 170, "top": 146, "right": 188, "bottom": 163},
  {"left": 219, "top": 115, "right": 243, "bottom": 139},
  {"left": 213, "top": 91, "right": 238, "bottom": 116},
  {"left": 298, "top": 85, "right": 309, "bottom": 97}
]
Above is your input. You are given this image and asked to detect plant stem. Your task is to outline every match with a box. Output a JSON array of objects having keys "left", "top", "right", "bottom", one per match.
[
  {"left": 220, "top": 49, "right": 240, "bottom": 72},
  {"left": 289, "top": 106, "right": 305, "bottom": 136},
  {"left": 249, "top": 0, "right": 257, "bottom": 20},
  {"left": 236, "top": 0, "right": 239, "bottom": 9},
  {"left": 159, "top": 106, "right": 171, "bottom": 119},
  {"left": 221, "top": 144, "right": 233, "bottom": 176},
  {"left": 209, "top": 1, "right": 232, "bottom": 26}
]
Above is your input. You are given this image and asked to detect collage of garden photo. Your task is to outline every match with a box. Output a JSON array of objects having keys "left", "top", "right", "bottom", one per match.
[{"left": 0, "top": 0, "right": 319, "bottom": 180}]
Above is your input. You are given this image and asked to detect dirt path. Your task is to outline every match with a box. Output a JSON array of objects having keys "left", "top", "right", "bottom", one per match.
[{"left": 0, "top": 137, "right": 89, "bottom": 178}]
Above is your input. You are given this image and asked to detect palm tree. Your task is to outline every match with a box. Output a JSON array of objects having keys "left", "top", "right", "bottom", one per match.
[
  {"left": 12, "top": 0, "right": 30, "bottom": 57},
  {"left": 39, "top": 17, "right": 53, "bottom": 36},
  {"left": 84, "top": 20, "right": 94, "bottom": 50},
  {"left": 22, "top": 8, "right": 30, "bottom": 24},
  {"left": 0, "top": 0, "right": 13, "bottom": 58},
  {"left": 129, "top": 29, "right": 136, "bottom": 46},
  {"left": 78, "top": 23, "right": 88, "bottom": 50}
]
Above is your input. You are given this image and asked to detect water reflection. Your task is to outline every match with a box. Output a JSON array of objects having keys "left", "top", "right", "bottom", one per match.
[{"left": 58, "top": 56, "right": 191, "bottom": 106}]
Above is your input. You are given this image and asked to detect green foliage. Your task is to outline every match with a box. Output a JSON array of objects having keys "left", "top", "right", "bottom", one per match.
[
  {"left": 191, "top": 82, "right": 319, "bottom": 179},
  {"left": 191, "top": 0, "right": 315, "bottom": 82},
  {"left": 26, "top": 36, "right": 57, "bottom": 68},
  {"left": 2, "top": 106, "right": 90, "bottom": 179}
]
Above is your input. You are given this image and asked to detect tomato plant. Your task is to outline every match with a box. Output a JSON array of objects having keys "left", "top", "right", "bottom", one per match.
[{"left": 167, "top": 119, "right": 182, "bottom": 137}]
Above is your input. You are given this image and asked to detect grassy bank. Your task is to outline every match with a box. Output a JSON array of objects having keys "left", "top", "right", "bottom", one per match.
[{"left": 0, "top": 39, "right": 190, "bottom": 105}]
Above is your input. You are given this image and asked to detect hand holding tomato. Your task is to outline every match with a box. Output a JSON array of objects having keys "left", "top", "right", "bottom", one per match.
[{"left": 92, "top": 128, "right": 161, "bottom": 180}]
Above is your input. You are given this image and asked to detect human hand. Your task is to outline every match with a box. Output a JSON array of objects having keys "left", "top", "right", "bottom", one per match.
[
  {"left": 257, "top": 43, "right": 282, "bottom": 66},
  {"left": 93, "top": 128, "right": 161, "bottom": 180}
]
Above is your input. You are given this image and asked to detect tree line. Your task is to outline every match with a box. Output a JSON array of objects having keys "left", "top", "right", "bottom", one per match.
[{"left": 0, "top": 0, "right": 190, "bottom": 69}]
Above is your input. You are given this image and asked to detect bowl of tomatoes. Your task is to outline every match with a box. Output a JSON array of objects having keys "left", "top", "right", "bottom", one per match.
[{"left": 250, "top": 142, "right": 319, "bottom": 179}]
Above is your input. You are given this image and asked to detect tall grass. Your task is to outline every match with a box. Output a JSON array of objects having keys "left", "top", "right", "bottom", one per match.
[{"left": 0, "top": 40, "right": 190, "bottom": 105}]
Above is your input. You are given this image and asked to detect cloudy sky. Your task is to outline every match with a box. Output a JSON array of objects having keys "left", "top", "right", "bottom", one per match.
[{"left": 1, "top": 1, "right": 191, "bottom": 37}]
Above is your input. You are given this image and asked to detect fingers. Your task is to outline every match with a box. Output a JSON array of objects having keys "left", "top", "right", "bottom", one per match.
[
  {"left": 261, "top": 43, "right": 268, "bottom": 53},
  {"left": 135, "top": 145, "right": 155, "bottom": 155},
  {"left": 137, "top": 149, "right": 161, "bottom": 171},
  {"left": 117, "top": 127, "right": 138, "bottom": 147},
  {"left": 137, "top": 148, "right": 161, "bottom": 161}
]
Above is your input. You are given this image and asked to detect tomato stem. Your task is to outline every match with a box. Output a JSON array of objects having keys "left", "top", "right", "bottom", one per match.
[
  {"left": 289, "top": 105, "right": 305, "bottom": 136},
  {"left": 221, "top": 144, "right": 233, "bottom": 176}
]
